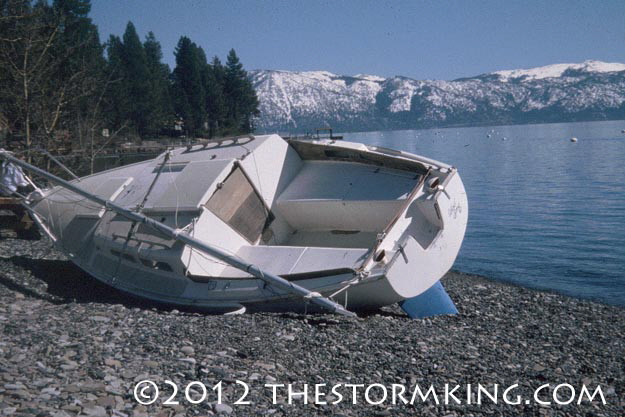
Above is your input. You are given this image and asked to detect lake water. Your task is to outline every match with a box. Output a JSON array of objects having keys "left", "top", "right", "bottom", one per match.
[{"left": 345, "top": 120, "right": 625, "bottom": 306}]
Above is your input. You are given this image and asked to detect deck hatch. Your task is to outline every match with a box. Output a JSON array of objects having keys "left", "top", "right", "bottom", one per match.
[
  {"left": 143, "top": 159, "right": 231, "bottom": 212},
  {"left": 205, "top": 166, "right": 269, "bottom": 243}
]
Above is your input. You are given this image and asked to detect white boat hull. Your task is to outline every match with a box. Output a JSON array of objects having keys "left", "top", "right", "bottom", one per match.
[{"left": 23, "top": 134, "right": 468, "bottom": 314}]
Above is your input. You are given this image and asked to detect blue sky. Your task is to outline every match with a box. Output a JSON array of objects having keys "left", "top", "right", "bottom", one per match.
[{"left": 90, "top": 0, "right": 624, "bottom": 80}]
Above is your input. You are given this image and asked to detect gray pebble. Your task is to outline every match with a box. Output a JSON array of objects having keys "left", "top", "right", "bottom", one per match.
[
  {"left": 0, "top": 238, "right": 623, "bottom": 417},
  {"left": 214, "top": 403, "right": 233, "bottom": 414}
]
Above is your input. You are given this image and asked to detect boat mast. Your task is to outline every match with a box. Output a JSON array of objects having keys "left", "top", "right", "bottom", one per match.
[{"left": 0, "top": 150, "right": 356, "bottom": 317}]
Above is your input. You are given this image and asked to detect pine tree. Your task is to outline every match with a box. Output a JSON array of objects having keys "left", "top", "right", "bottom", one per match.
[
  {"left": 143, "top": 31, "right": 172, "bottom": 135},
  {"left": 120, "top": 21, "right": 151, "bottom": 135},
  {"left": 171, "top": 36, "right": 206, "bottom": 136},
  {"left": 104, "top": 34, "right": 127, "bottom": 129},
  {"left": 205, "top": 56, "right": 226, "bottom": 137},
  {"left": 105, "top": 26, "right": 173, "bottom": 138},
  {"left": 2, "top": 2, "right": 261, "bottom": 154},
  {"left": 223, "top": 49, "right": 259, "bottom": 134}
]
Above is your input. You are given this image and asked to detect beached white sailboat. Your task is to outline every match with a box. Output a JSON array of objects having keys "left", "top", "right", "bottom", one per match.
[{"left": 0, "top": 134, "right": 468, "bottom": 317}]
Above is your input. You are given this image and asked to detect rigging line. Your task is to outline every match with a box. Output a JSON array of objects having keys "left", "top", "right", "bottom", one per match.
[
  {"left": 182, "top": 218, "right": 223, "bottom": 276},
  {"left": 22, "top": 203, "right": 56, "bottom": 246},
  {"left": 161, "top": 156, "right": 202, "bottom": 228},
  {"left": 240, "top": 143, "right": 270, "bottom": 219},
  {"left": 250, "top": 146, "right": 264, "bottom": 198},
  {"left": 240, "top": 143, "right": 263, "bottom": 195},
  {"left": 166, "top": 157, "right": 181, "bottom": 229},
  {"left": 189, "top": 245, "right": 237, "bottom": 268},
  {"left": 44, "top": 197, "right": 58, "bottom": 241},
  {"left": 38, "top": 171, "right": 126, "bottom": 206},
  {"left": 112, "top": 151, "right": 172, "bottom": 280},
  {"left": 182, "top": 217, "right": 243, "bottom": 272},
  {"left": 37, "top": 194, "right": 106, "bottom": 209},
  {"left": 328, "top": 277, "right": 360, "bottom": 299},
  {"left": 137, "top": 151, "right": 172, "bottom": 212},
  {"left": 38, "top": 196, "right": 93, "bottom": 205},
  {"left": 29, "top": 182, "right": 81, "bottom": 202},
  {"left": 22, "top": 173, "right": 41, "bottom": 192},
  {"left": 0, "top": 184, "right": 26, "bottom": 199},
  {"left": 37, "top": 148, "right": 80, "bottom": 181},
  {"left": 187, "top": 253, "right": 230, "bottom": 277},
  {"left": 183, "top": 217, "right": 196, "bottom": 277}
]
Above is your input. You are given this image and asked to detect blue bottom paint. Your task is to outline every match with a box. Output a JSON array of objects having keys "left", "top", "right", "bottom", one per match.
[{"left": 399, "top": 281, "right": 458, "bottom": 318}]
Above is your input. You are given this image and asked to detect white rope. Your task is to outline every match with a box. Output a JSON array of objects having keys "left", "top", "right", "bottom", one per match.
[{"left": 328, "top": 277, "right": 360, "bottom": 299}]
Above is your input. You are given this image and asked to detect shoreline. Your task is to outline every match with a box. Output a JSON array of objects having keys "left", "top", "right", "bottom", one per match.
[
  {"left": 268, "top": 117, "right": 625, "bottom": 137},
  {"left": 1, "top": 238, "right": 623, "bottom": 416},
  {"left": 449, "top": 269, "right": 625, "bottom": 310}
]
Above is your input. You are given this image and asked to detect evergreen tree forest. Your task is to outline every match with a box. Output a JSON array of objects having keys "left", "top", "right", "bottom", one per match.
[{"left": 0, "top": 0, "right": 259, "bottom": 158}]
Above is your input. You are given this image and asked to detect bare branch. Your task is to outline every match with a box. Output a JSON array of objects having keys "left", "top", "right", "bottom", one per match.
[{"left": 30, "top": 24, "right": 58, "bottom": 74}]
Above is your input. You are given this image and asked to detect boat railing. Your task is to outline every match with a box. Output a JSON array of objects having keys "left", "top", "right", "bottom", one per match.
[{"left": 183, "top": 135, "right": 255, "bottom": 152}]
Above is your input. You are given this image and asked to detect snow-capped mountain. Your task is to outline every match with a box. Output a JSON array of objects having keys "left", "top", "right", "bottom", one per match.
[
  {"left": 250, "top": 60, "right": 625, "bottom": 132},
  {"left": 491, "top": 61, "right": 625, "bottom": 82}
]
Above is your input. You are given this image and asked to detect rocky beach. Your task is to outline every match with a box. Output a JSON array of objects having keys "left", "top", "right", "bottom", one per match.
[{"left": 1, "top": 237, "right": 623, "bottom": 417}]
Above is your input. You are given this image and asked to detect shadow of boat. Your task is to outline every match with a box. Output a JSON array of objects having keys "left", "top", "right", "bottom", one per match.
[{"left": 1, "top": 255, "right": 171, "bottom": 310}]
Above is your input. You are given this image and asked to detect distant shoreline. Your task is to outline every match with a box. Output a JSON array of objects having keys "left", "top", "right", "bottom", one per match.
[{"left": 259, "top": 118, "right": 625, "bottom": 137}]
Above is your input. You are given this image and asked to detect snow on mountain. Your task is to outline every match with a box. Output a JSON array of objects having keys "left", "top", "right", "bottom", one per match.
[
  {"left": 492, "top": 60, "right": 625, "bottom": 82},
  {"left": 354, "top": 74, "right": 386, "bottom": 82},
  {"left": 386, "top": 77, "right": 423, "bottom": 112},
  {"left": 250, "top": 61, "right": 625, "bottom": 132},
  {"left": 250, "top": 70, "right": 383, "bottom": 130}
]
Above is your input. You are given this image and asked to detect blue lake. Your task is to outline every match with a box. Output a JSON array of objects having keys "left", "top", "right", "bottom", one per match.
[{"left": 345, "top": 120, "right": 625, "bottom": 306}]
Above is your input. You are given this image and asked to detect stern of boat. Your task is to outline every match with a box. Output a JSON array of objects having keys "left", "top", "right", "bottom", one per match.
[{"left": 370, "top": 167, "right": 468, "bottom": 302}]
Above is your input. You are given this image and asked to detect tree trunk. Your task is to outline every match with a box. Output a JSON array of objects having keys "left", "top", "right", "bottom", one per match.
[{"left": 23, "top": 46, "right": 31, "bottom": 161}]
